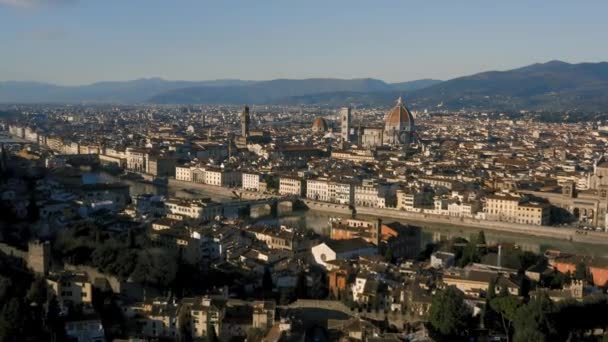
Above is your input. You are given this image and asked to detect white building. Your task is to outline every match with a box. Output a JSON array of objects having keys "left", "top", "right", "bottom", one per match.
[
  {"left": 165, "top": 198, "right": 222, "bottom": 221},
  {"left": 447, "top": 201, "right": 479, "bottom": 218},
  {"left": 328, "top": 180, "right": 355, "bottom": 205},
  {"left": 242, "top": 172, "right": 262, "bottom": 191},
  {"left": 126, "top": 148, "right": 149, "bottom": 173},
  {"left": 311, "top": 238, "right": 377, "bottom": 269},
  {"left": 204, "top": 168, "right": 241, "bottom": 187},
  {"left": 307, "top": 178, "right": 330, "bottom": 202},
  {"left": 279, "top": 176, "right": 305, "bottom": 197},
  {"left": 354, "top": 180, "right": 397, "bottom": 208},
  {"left": 65, "top": 317, "right": 105, "bottom": 342},
  {"left": 175, "top": 165, "right": 193, "bottom": 182}
]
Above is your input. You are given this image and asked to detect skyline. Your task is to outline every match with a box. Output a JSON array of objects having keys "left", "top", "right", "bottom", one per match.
[{"left": 1, "top": 1, "right": 608, "bottom": 85}]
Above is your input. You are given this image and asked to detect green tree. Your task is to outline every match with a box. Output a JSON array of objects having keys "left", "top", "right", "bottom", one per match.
[
  {"left": 205, "top": 322, "right": 220, "bottom": 342},
  {"left": 26, "top": 277, "right": 47, "bottom": 306},
  {"left": 0, "top": 297, "right": 25, "bottom": 341},
  {"left": 131, "top": 248, "right": 177, "bottom": 287},
  {"left": 490, "top": 294, "right": 521, "bottom": 342},
  {"left": 513, "top": 293, "right": 555, "bottom": 342},
  {"left": 484, "top": 276, "right": 499, "bottom": 331},
  {"left": 477, "top": 231, "right": 487, "bottom": 255},
  {"left": 295, "top": 271, "right": 307, "bottom": 300},
  {"left": 384, "top": 246, "right": 394, "bottom": 262},
  {"left": 429, "top": 286, "right": 472, "bottom": 338},
  {"left": 517, "top": 251, "right": 541, "bottom": 271},
  {"left": 246, "top": 327, "right": 265, "bottom": 341},
  {"left": 261, "top": 267, "right": 273, "bottom": 298},
  {"left": 574, "top": 262, "right": 588, "bottom": 281},
  {"left": 459, "top": 235, "right": 480, "bottom": 267},
  {"left": 487, "top": 276, "right": 497, "bottom": 301}
]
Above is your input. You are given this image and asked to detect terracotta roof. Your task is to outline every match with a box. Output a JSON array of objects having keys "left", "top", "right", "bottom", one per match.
[
  {"left": 385, "top": 97, "right": 414, "bottom": 128},
  {"left": 312, "top": 117, "right": 328, "bottom": 132}
]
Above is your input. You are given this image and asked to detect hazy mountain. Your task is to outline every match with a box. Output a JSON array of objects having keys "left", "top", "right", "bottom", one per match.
[
  {"left": 0, "top": 78, "right": 257, "bottom": 103},
  {"left": 276, "top": 61, "right": 608, "bottom": 111},
  {"left": 273, "top": 91, "right": 404, "bottom": 107},
  {"left": 3, "top": 61, "right": 608, "bottom": 111},
  {"left": 390, "top": 79, "right": 442, "bottom": 92},
  {"left": 407, "top": 60, "right": 608, "bottom": 111},
  {"left": 149, "top": 78, "right": 393, "bottom": 104}
]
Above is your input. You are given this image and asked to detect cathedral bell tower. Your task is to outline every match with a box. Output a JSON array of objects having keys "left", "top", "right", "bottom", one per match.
[{"left": 241, "top": 105, "right": 250, "bottom": 138}]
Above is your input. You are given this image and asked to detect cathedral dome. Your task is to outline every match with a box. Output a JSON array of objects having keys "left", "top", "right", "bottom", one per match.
[
  {"left": 385, "top": 97, "right": 414, "bottom": 129},
  {"left": 384, "top": 97, "right": 415, "bottom": 145},
  {"left": 312, "top": 117, "right": 329, "bottom": 133}
]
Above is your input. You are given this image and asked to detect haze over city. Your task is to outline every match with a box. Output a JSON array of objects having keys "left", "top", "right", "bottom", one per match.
[{"left": 1, "top": 1, "right": 608, "bottom": 84}]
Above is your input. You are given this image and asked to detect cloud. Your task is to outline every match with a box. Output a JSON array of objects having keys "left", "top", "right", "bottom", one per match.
[{"left": 0, "top": 0, "right": 76, "bottom": 9}]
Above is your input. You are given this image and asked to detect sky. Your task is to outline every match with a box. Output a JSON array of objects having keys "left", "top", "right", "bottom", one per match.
[{"left": 1, "top": 0, "right": 607, "bottom": 85}]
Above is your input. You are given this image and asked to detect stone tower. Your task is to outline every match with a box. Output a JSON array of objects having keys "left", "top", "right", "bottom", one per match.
[
  {"left": 28, "top": 240, "right": 51, "bottom": 275},
  {"left": 340, "top": 107, "right": 351, "bottom": 143},
  {"left": 241, "top": 106, "right": 250, "bottom": 138}
]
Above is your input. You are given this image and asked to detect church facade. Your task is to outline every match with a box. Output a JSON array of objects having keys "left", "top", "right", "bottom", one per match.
[{"left": 341, "top": 97, "right": 415, "bottom": 148}]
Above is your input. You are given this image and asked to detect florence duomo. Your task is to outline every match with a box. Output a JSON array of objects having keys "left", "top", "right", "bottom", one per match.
[
  {"left": 340, "top": 97, "right": 416, "bottom": 149},
  {"left": 2, "top": 1, "right": 608, "bottom": 341}
]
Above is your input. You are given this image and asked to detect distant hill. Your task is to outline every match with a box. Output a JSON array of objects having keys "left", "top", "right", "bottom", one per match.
[
  {"left": 276, "top": 61, "right": 608, "bottom": 111},
  {"left": 407, "top": 60, "right": 608, "bottom": 111},
  {"left": 3, "top": 61, "right": 608, "bottom": 111},
  {"left": 273, "top": 91, "right": 404, "bottom": 107},
  {"left": 148, "top": 78, "right": 395, "bottom": 104},
  {"left": 390, "top": 79, "right": 442, "bottom": 92},
  {"left": 0, "top": 78, "right": 257, "bottom": 103}
]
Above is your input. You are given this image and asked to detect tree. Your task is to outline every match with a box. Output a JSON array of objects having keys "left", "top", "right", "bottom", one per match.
[
  {"left": 26, "top": 277, "right": 47, "bottom": 306},
  {"left": 262, "top": 267, "right": 273, "bottom": 298},
  {"left": 458, "top": 235, "right": 481, "bottom": 267},
  {"left": 0, "top": 297, "right": 25, "bottom": 341},
  {"left": 487, "top": 276, "right": 497, "bottom": 301},
  {"left": 490, "top": 295, "right": 521, "bottom": 342},
  {"left": 246, "top": 327, "right": 265, "bottom": 341},
  {"left": 131, "top": 248, "right": 177, "bottom": 288},
  {"left": 513, "top": 293, "right": 556, "bottom": 342},
  {"left": 384, "top": 246, "right": 394, "bottom": 262},
  {"left": 517, "top": 251, "right": 540, "bottom": 271},
  {"left": 127, "top": 229, "right": 136, "bottom": 248},
  {"left": 574, "top": 262, "right": 588, "bottom": 281},
  {"left": 429, "top": 287, "right": 472, "bottom": 338},
  {"left": 484, "top": 276, "right": 499, "bottom": 331},
  {"left": 205, "top": 322, "right": 220, "bottom": 342},
  {"left": 295, "top": 271, "right": 308, "bottom": 300},
  {"left": 477, "top": 231, "right": 487, "bottom": 255}
]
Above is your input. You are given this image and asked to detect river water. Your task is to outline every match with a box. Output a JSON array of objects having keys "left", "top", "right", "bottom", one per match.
[{"left": 83, "top": 172, "right": 608, "bottom": 258}]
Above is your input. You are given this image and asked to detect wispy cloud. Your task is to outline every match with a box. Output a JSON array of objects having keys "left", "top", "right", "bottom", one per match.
[{"left": 0, "top": 0, "right": 76, "bottom": 9}]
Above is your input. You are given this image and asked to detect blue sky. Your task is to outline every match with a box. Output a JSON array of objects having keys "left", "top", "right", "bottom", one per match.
[{"left": 1, "top": 0, "right": 607, "bottom": 85}]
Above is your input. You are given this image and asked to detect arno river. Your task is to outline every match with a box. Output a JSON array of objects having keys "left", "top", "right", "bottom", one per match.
[{"left": 84, "top": 171, "right": 608, "bottom": 258}]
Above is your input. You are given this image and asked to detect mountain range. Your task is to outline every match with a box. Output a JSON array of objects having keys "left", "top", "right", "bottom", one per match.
[{"left": 2, "top": 60, "right": 608, "bottom": 111}]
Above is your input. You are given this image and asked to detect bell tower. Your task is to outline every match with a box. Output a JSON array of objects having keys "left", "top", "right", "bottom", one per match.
[{"left": 241, "top": 106, "right": 250, "bottom": 138}]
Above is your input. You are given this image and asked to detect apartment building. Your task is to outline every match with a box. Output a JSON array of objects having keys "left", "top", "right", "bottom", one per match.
[
  {"left": 485, "top": 193, "right": 550, "bottom": 226},
  {"left": 242, "top": 172, "right": 262, "bottom": 191},
  {"left": 46, "top": 271, "right": 93, "bottom": 306},
  {"left": 307, "top": 178, "right": 330, "bottom": 202},
  {"left": 165, "top": 198, "right": 222, "bottom": 221},
  {"left": 279, "top": 176, "right": 306, "bottom": 197}
]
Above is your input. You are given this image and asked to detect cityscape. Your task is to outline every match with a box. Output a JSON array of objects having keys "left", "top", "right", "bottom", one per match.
[{"left": 2, "top": 2, "right": 608, "bottom": 342}]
